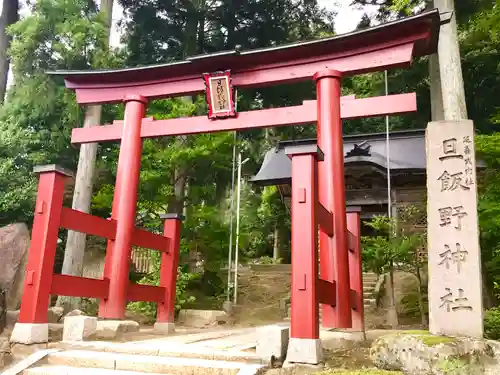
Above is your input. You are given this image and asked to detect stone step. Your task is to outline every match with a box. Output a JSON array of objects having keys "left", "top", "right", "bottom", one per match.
[
  {"left": 44, "top": 350, "right": 264, "bottom": 375},
  {"left": 54, "top": 341, "right": 262, "bottom": 364},
  {"left": 24, "top": 365, "right": 170, "bottom": 375}
]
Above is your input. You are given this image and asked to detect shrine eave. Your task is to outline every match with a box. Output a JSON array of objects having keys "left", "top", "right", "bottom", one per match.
[
  {"left": 252, "top": 129, "right": 486, "bottom": 186},
  {"left": 46, "top": 9, "right": 440, "bottom": 105},
  {"left": 251, "top": 130, "right": 425, "bottom": 186}
]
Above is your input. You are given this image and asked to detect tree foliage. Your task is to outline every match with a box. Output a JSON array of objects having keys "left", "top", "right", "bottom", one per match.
[
  {"left": 0, "top": 0, "right": 120, "bottom": 226},
  {"left": 1, "top": 0, "right": 500, "bottom": 313}
]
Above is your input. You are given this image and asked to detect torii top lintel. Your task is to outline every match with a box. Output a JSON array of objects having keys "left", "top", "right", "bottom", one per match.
[{"left": 48, "top": 10, "right": 440, "bottom": 105}]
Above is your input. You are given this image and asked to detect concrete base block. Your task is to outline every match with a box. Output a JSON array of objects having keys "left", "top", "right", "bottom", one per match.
[
  {"left": 63, "top": 316, "right": 98, "bottom": 342},
  {"left": 153, "top": 322, "right": 175, "bottom": 334},
  {"left": 256, "top": 324, "right": 289, "bottom": 362},
  {"left": 10, "top": 323, "right": 48, "bottom": 344},
  {"left": 285, "top": 337, "right": 323, "bottom": 365}
]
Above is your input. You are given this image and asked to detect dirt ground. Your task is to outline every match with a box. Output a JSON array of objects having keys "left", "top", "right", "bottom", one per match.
[{"left": 265, "top": 344, "right": 402, "bottom": 375}]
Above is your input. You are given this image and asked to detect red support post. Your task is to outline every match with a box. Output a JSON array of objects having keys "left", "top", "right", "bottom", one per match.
[
  {"left": 156, "top": 213, "right": 184, "bottom": 332},
  {"left": 314, "top": 69, "right": 352, "bottom": 328},
  {"left": 18, "top": 165, "right": 73, "bottom": 324},
  {"left": 99, "top": 95, "right": 147, "bottom": 319},
  {"left": 285, "top": 145, "right": 322, "bottom": 340},
  {"left": 347, "top": 206, "right": 364, "bottom": 332}
]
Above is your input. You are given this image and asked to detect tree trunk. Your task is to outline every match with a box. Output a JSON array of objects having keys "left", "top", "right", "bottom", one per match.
[
  {"left": 57, "top": 106, "right": 102, "bottom": 311},
  {"left": 426, "top": 0, "right": 444, "bottom": 122},
  {"left": 387, "top": 265, "right": 399, "bottom": 328},
  {"left": 168, "top": 167, "right": 187, "bottom": 215},
  {"left": 416, "top": 266, "right": 428, "bottom": 327},
  {"left": 429, "top": 53, "right": 445, "bottom": 121},
  {"left": 273, "top": 223, "right": 280, "bottom": 261},
  {"left": 57, "top": 0, "right": 113, "bottom": 312},
  {"left": 433, "top": 0, "right": 468, "bottom": 120},
  {"left": 0, "top": 0, "right": 19, "bottom": 103}
]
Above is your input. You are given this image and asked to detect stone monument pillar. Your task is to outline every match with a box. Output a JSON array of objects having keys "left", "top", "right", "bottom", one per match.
[{"left": 426, "top": 120, "right": 483, "bottom": 338}]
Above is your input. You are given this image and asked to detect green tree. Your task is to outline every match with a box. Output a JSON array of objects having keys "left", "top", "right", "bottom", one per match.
[
  {"left": 362, "top": 213, "right": 425, "bottom": 327},
  {"left": 0, "top": 0, "right": 121, "bottom": 226},
  {"left": 476, "top": 134, "right": 500, "bottom": 307}
]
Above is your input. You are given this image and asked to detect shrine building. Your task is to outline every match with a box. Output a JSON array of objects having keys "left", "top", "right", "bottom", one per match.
[{"left": 251, "top": 129, "right": 428, "bottom": 233}]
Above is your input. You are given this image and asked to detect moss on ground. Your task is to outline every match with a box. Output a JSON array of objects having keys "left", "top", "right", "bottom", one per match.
[
  {"left": 387, "top": 330, "right": 457, "bottom": 346},
  {"left": 419, "top": 335, "right": 457, "bottom": 346},
  {"left": 436, "top": 357, "right": 470, "bottom": 374}
]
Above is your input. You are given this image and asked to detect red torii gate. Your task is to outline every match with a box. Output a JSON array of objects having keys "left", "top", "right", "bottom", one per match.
[{"left": 12, "top": 10, "right": 440, "bottom": 364}]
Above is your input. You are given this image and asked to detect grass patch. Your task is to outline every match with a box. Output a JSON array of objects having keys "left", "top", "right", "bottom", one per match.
[{"left": 436, "top": 357, "right": 469, "bottom": 373}]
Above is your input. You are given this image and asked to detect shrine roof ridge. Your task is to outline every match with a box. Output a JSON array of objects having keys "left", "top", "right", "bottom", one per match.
[
  {"left": 274, "top": 129, "right": 426, "bottom": 150},
  {"left": 46, "top": 9, "right": 440, "bottom": 84}
]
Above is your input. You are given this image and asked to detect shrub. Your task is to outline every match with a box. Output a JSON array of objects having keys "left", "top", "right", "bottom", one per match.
[
  {"left": 127, "top": 251, "right": 198, "bottom": 321},
  {"left": 484, "top": 307, "right": 500, "bottom": 339},
  {"left": 251, "top": 256, "right": 283, "bottom": 265}
]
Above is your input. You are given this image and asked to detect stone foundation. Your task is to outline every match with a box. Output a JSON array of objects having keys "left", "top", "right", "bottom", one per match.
[
  {"left": 285, "top": 337, "right": 323, "bottom": 365},
  {"left": 10, "top": 323, "right": 48, "bottom": 344}
]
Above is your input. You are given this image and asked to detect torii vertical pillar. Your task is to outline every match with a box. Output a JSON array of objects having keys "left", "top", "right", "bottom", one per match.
[
  {"left": 347, "top": 206, "right": 364, "bottom": 332},
  {"left": 11, "top": 165, "right": 73, "bottom": 344},
  {"left": 99, "top": 95, "right": 148, "bottom": 320},
  {"left": 155, "top": 213, "right": 184, "bottom": 334},
  {"left": 314, "top": 70, "right": 351, "bottom": 328},
  {"left": 285, "top": 144, "right": 323, "bottom": 365}
]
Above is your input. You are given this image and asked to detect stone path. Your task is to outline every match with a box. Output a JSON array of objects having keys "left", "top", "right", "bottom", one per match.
[{"left": 8, "top": 323, "right": 408, "bottom": 375}]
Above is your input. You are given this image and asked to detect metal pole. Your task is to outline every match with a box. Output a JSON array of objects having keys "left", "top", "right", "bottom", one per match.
[
  {"left": 226, "top": 133, "right": 237, "bottom": 302},
  {"left": 385, "top": 70, "right": 392, "bottom": 219},
  {"left": 233, "top": 152, "right": 242, "bottom": 305}
]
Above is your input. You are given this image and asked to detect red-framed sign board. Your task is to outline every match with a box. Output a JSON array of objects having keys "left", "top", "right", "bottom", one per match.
[{"left": 203, "top": 70, "right": 237, "bottom": 119}]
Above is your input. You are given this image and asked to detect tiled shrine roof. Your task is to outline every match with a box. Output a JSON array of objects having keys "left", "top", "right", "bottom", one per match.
[{"left": 251, "top": 130, "right": 430, "bottom": 186}]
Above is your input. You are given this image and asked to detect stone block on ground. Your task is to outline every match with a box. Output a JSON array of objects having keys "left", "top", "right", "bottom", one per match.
[
  {"left": 61, "top": 309, "right": 84, "bottom": 323},
  {"left": 47, "top": 307, "right": 64, "bottom": 324},
  {"left": 10, "top": 323, "right": 48, "bottom": 344},
  {"left": 62, "top": 316, "right": 97, "bottom": 342},
  {"left": 370, "top": 331, "right": 500, "bottom": 374},
  {"left": 286, "top": 338, "right": 322, "bottom": 365},
  {"left": 153, "top": 322, "right": 175, "bottom": 334},
  {"left": 178, "top": 309, "right": 229, "bottom": 328},
  {"left": 94, "top": 320, "right": 139, "bottom": 340},
  {"left": 0, "top": 223, "right": 30, "bottom": 310},
  {"left": 256, "top": 324, "right": 289, "bottom": 362}
]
